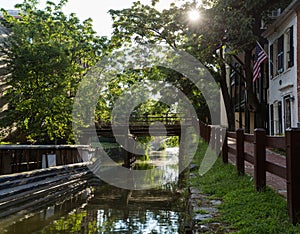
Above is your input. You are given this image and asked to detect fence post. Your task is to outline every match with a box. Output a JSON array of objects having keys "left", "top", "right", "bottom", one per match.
[
  {"left": 1, "top": 150, "right": 12, "bottom": 174},
  {"left": 199, "top": 122, "right": 203, "bottom": 139},
  {"left": 207, "top": 125, "right": 211, "bottom": 143},
  {"left": 211, "top": 126, "right": 216, "bottom": 151},
  {"left": 286, "top": 128, "right": 300, "bottom": 224},
  {"left": 254, "top": 128, "right": 266, "bottom": 191},
  {"left": 222, "top": 129, "right": 228, "bottom": 164},
  {"left": 204, "top": 124, "right": 208, "bottom": 142},
  {"left": 236, "top": 129, "right": 244, "bottom": 175},
  {"left": 200, "top": 123, "right": 204, "bottom": 139},
  {"left": 203, "top": 124, "right": 206, "bottom": 142},
  {"left": 215, "top": 127, "right": 221, "bottom": 154}
]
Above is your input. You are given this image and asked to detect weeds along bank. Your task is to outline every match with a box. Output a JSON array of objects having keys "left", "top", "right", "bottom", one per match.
[{"left": 189, "top": 140, "right": 300, "bottom": 233}]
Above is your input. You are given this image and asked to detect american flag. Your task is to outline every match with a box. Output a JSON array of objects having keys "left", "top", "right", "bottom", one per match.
[{"left": 253, "top": 42, "right": 268, "bottom": 82}]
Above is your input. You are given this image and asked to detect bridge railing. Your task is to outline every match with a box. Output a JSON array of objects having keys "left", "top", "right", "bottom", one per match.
[
  {"left": 0, "top": 145, "right": 91, "bottom": 175},
  {"left": 129, "top": 113, "right": 182, "bottom": 126},
  {"left": 96, "top": 113, "right": 198, "bottom": 129}
]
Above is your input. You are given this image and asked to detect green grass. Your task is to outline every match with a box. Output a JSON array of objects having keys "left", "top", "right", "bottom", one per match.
[
  {"left": 190, "top": 140, "right": 300, "bottom": 233},
  {"left": 195, "top": 209, "right": 210, "bottom": 215}
]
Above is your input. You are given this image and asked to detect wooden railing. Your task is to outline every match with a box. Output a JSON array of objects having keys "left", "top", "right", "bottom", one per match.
[
  {"left": 129, "top": 114, "right": 182, "bottom": 126},
  {"left": 199, "top": 121, "right": 300, "bottom": 224},
  {"left": 97, "top": 113, "right": 195, "bottom": 128},
  {"left": 0, "top": 145, "right": 91, "bottom": 175}
]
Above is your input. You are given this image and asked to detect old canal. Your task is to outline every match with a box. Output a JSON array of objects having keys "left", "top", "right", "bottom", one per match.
[{"left": 0, "top": 147, "right": 190, "bottom": 233}]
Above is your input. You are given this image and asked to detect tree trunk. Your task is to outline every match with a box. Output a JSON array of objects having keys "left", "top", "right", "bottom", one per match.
[
  {"left": 219, "top": 73, "right": 235, "bottom": 131},
  {"left": 219, "top": 49, "right": 235, "bottom": 131},
  {"left": 244, "top": 49, "right": 265, "bottom": 128}
]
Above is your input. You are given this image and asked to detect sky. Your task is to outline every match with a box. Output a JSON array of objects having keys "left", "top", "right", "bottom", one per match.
[{"left": 1, "top": 0, "right": 176, "bottom": 37}]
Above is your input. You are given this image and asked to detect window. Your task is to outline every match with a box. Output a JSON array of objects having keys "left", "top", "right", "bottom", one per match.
[
  {"left": 270, "top": 44, "right": 274, "bottom": 78},
  {"left": 270, "top": 40, "right": 278, "bottom": 78},
  {"left": 277, "top": 35, "right": 284, "bottom": 73},
  {"left": 286, "top": 26, "right": 294, "bottom": 68},
  {"left": 270, "top": 26, "right": 294, "bottom": 78}
]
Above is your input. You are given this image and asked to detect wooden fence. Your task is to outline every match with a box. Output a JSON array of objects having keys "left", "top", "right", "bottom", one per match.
[
  {"left": 0, "top": 145, "right": 90, "bottom": 175},
  {"left": 199, "top": 122, "right": 300, "bottom": 224}
]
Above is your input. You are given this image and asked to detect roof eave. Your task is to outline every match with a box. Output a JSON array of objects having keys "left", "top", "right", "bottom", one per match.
[{"left": 262, "top": 0, "right": 300, "bottom": 38}]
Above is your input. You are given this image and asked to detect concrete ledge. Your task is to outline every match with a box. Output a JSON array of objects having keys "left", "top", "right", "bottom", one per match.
[{"left": 0, "top": 162, "right": 93, "bottom": 218}]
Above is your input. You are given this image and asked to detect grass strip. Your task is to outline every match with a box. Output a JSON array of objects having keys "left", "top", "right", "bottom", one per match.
[{"left": 189, "top": 140, "right": 300, "bottom": 233}]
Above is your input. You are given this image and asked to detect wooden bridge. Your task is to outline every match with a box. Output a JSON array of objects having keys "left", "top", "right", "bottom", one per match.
[
  {"left": 0, "top": 114, "right": 197, "bottom": 175},
  {"left": 82, "top": 114, "right": 198, "bottom": 138}
]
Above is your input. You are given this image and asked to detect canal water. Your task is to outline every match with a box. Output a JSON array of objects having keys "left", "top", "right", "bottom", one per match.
[{"left": 0, "top": 147, "right": 189, "bottom": 233}]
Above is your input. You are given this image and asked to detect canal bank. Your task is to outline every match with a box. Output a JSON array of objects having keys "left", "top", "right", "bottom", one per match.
[
  {"left": 188, "top": 140, "right": 300, "bottom": 233},
  {"left": 186, "top": 164, "right": 230, "bottom": 234},
  {"left": 0, "top": 147, "right": 192, "bottom": 233},
  {"left": 0, "top": 162, "right": 93, "bottom": 218}
]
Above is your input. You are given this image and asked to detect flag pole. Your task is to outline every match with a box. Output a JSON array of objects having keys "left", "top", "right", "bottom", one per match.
[
  {"left": 256, "top": 41, "right": 268, "bottom": 57},
  {"left": 256, "top": 41, "right": 273, "bottom": 66}
]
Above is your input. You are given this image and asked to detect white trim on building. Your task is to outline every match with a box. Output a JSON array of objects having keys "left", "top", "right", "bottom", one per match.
[{"left": 263, "top": 1, "right": 300, "bottom": 135}]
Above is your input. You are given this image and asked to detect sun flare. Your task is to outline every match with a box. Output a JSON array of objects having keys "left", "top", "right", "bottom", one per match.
[{"left": 188, "top": 9, "right": 201, "bottom": 21}]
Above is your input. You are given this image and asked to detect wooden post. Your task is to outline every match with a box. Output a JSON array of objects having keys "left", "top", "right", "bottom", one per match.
[
  {"left": 72, "top": 149, "right": 76, "bottom": 163},
  {"left": 203, "top": 124, "right": 207, "bottom": 141},
  {"left": 25, "top": 150, "right": 30, "bottom": 171},
  {"left": 123, "top": 137, "right": 130, "bottom": 168},
  {"left": 286, "top": 128, "right": 300, "bottom": 224},
  {"left": 210, "top": 126, "right": 216, "bottom": 151},
  {"left": 203, "top": 124, "right": 206, "bottom": 142},
  {"left": 207, "top": 125, "right": 211, "bottom": 143},
  {"left": 199, "top": 122, "right": 203, "bottom": 139},
  {"left": 36, "top": 149, "right": 40, "bottom": 169},
  {"left": 1, "top": 150, "right": 12, "bottom": 174},
  {"left": 222, "top": 129, "right": 228, "bottom": 164},
  {"left": 236, "top": 129, "right": 244, "bottom": 175},
  {"left": 17, "top": 150, "right": 21, "bottom": 173},
  {"left": 215, "top": 127, "right": 221, "bottom": 154},
  {"left": 60, "top": 149, "right": 64, "bottom": 165},
  {"left": 56, "top": 149, "right": 61, "bottom": 165},
  {"left": 254, "top": 128, "right": 266, "bottom": 191},
  {"left": 178, "top": 131, "right": 184, "bottom": 174},
  {"left": 178, "top": 127, "right": 188, "bottom": 189}
]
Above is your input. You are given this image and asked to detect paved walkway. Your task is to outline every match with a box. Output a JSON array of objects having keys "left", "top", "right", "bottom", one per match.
[{"left": 227, "top": 138, "right": 287, "bottom": 198}]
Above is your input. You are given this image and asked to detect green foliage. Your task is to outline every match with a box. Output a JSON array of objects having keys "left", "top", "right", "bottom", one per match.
[
  {"left": 41, "top": 210, "right": 99, "bottom": 234},
  {"left": 109, "top": 2, "right": 212, "bottom": 123},
  {"left": 109, "top": 0, "right": 293, "bottom": 129},
  {"left": 190, "top": 140, "right": 300, "bottom": 233},
  {"left": 166, "top": 136, "right": 179, "bottom": 147},
  {"left": 93, "top": 65, "right": 177, "bottom": 124},
  {"left": 135, "top": 161, "right": 154, "bottom": 170},
  {"left": 0, "top": 0, "right": 107, "bottom": 143}
]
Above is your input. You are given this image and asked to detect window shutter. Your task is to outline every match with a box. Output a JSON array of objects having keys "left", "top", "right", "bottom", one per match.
[{"left": 289, "top": 26, "right": 294, "bottom": 67}]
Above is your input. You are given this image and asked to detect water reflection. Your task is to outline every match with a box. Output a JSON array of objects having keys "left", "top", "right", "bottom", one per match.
[
  {"left": 93, "top": 146, "right": 181, "bottom": 190},
  {"left": 0, "top": 148, "right": 187, "bottom": 233}
]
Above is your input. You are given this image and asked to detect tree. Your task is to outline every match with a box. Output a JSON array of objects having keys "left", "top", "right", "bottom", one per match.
[
  {"left": 0, "top": 0, "right": 107, "bottom": 143},
  {"left": 109, "top": 0, "right": 292, "bottom": 130},
  {"left": 108, "top": 2, "right": 212, "bottom": 125},
  {"left": 206, "top": 0, "right": 292, "bottom": 129}
]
